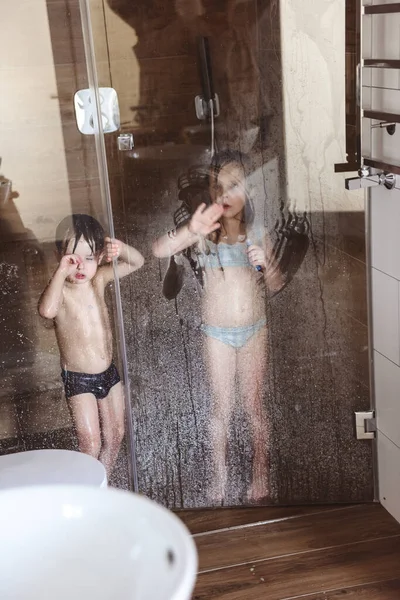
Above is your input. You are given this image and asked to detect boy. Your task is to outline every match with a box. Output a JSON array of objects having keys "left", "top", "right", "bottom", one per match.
[{"left": 39, "top": 214, "right": 144, "bottom": 477}]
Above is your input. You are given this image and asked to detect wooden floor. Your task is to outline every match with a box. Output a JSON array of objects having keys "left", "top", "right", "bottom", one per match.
[{"left": 177, "top": 504, "right": 400, "bottom": 599}]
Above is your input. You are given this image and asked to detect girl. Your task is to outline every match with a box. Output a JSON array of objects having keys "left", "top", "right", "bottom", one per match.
[{"left": 153, "top": 151, "right": 283, "bottom": 503}]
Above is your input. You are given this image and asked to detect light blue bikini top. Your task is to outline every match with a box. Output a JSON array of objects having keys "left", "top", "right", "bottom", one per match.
[{"left": 198, "top": 239, "right": 251, "bottom": 269}]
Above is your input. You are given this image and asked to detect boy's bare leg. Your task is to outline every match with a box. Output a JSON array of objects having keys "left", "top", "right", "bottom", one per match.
[
  {"left": 98, "top": 382, "right": 125, "bottom": 478},
  {"left": 67, "top": 393, "right": 102, "bottom": 458}
]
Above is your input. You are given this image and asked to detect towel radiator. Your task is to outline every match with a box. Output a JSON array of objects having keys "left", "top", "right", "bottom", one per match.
[{"left": 335, "top": 1, "right": 400, "bottom": 189}]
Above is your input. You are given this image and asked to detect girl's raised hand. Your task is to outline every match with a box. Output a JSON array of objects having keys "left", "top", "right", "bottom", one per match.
[{"left": 188, "top": 203, "right": 224, "bottom": 236}]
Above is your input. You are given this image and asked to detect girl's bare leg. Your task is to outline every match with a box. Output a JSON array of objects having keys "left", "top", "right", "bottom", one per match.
[
  {"left": 204, "top": 335, "right": 236, "bottom": 504},
  {"left": 67, "top": 393, "right": 101, "bottom": 458},
  {"left": 237, "top": 326, "right": 269, "bottom": 503},
  {"left": 98, "top": 382, "right": 125, "bottom": 478}
]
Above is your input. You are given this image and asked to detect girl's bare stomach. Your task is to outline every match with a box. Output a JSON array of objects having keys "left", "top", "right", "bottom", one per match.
[{"left": 201, "top": 267, "right": 266, "bottom": 328}]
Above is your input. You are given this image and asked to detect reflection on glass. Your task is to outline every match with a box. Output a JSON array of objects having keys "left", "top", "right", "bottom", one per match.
[{"left": 38, "top": 214, "right": 144, "bottom": 478}]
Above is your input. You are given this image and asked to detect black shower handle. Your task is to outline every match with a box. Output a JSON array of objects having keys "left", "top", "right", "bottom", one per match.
[{"left": 198, "top": 36, "right": 215, "bottom": 102}]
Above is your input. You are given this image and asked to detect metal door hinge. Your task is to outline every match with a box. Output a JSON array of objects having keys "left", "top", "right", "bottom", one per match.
[
  {"left": 355, "top": 411, "right": 376, "bottom": 440},
  {"left": 117, "top": 133, "right": 134, "bottom": 151}
]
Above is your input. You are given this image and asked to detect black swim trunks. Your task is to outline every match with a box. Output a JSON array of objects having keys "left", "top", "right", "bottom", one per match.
[{"left": 61, "top": 362, "right": 121, "bottom": 400}]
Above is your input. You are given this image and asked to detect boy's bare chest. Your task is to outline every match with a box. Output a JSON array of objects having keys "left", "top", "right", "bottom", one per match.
[{"left": 62, "top": 288, "right": 108, "bottom": 326}]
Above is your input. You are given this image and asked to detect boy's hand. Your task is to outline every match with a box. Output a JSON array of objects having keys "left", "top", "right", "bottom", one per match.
[
  {"left": 58, "top": 254, "right": 82, "bottom": 277},
  {"left": 105, "top": 237, "right": 121, "bottom": 262},
  {"left": 247, "top": 244, "right": 266, "bottom": 269},
  {"left": 188, "top": 203, "right": 223, "bottom": 236}
]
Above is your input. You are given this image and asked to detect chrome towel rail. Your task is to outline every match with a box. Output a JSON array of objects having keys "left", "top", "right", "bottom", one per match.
[{"left": 335, "top": 1, "right": 400, "bottom": 188}]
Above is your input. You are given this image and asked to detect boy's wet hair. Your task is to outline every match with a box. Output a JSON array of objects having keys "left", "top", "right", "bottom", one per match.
[{"left": 55, "top": 214, "right": 105, "bottom": 256}]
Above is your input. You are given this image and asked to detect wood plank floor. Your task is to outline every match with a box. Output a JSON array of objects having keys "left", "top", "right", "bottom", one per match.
[{"left": 177, "top": 505, "right": 400, "bottom": 599}]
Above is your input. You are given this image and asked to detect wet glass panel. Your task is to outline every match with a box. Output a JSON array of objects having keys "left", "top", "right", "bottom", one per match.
[
  {"left": 0, "top": 0, "right": 133, "bottom": 489},
  {"left": 0, "top": 0, "right": 373, "bottom": 505},
  {"left": 83, "top": 0, "right": 373, "bottom": 507}
]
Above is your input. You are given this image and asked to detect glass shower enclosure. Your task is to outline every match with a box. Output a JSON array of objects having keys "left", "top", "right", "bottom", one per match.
[{"left": 0, "top": 0, "right": 374, "bottom": 508}]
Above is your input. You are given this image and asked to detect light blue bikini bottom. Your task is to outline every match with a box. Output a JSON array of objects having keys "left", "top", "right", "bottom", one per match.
[{"left": 201, "top": 317, "right": 267, "bottom": 349}]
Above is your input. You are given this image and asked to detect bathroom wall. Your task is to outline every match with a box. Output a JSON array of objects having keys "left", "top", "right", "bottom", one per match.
[
  {"left": 0, "top": 1, "right": 106, "bottom": 243},
  {"left": 264, "top": 0, "right": 372, "bottom": 504},
  {"left": 87, "top": 0, "right": 374, "bottom": 506},
  {"left": 363, "top": 2, "right": 400, "bottom": 524}
]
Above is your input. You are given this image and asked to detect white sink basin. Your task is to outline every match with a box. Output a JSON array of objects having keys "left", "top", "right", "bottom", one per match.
[{"left": 0, "top": 485, "right": 197, "bottom": 600}]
